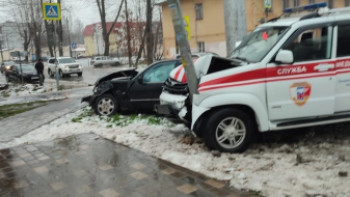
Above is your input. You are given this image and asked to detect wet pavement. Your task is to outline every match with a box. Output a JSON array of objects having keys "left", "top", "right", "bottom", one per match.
[
  {"left": 0, "top": 87, "right": 91, "bottom": 143},
  {"left": 0, "top": 134, "right": 257, "bottom": 197}
]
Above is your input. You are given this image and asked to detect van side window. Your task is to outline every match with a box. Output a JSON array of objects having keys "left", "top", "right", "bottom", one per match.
[
  {"left": 284, "top": 26, "right": 332, "bottom": 62},
  {"left": 337, "top": 24, "right": 350, "bottom": 57}
]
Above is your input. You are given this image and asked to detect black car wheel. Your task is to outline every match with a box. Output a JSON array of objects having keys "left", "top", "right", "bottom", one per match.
[
  {"left": 204, "top": 108, "right": 255, "bottom": 153},
  {"left": 48, "top": 69, "right": 54, "bottom": 78},
  {"left": 78, "top": 72, "right": 82, "bottom": 77},
  {"left": 94, "top": 94, "right": 118, "bottom": 116},
  {"left": 5, "top": 75, "right": 10, "bottom": 83}
]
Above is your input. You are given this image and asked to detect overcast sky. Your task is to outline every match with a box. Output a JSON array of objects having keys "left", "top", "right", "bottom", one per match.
[{"left": 0, "top": 0, "right": 161, "bottom": 27}]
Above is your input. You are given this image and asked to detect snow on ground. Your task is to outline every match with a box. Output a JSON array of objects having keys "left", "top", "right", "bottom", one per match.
[
  {"left": 0, "top": 79, "right": 89, "bottom": 101},
  {"left": 1, "top": 108, "right": 349, "bottom": 197}
]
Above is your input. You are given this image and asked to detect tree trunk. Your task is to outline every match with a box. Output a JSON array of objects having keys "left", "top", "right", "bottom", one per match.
[
  {"left": 34, "top": 33, "right": 41, "bottom": 61},
  {"left": 44, "top": 21, "right": 54, "bottom": 57},
  {"left": 57, "top": 0, "right": 63, "bottom": 56},
  {"left": 0, "top": 42, "right": 4, "bottom": 62},
  {"left": 145, "top": 0, "right": 153, "bottom": 64},
  {"left": 23, "top": 30, "right": 31, "bottom": 62},
  {"left": 125, "top": 0, "right": 133, "bottom": 67}
]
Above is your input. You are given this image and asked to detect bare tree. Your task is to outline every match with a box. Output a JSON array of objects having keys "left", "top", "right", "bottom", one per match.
[
  {"left": 9, "top": 0, "right": 44, "bottom": 60},
  {"left": 96, "top": 0, "right": 124, "bottom": 56}
]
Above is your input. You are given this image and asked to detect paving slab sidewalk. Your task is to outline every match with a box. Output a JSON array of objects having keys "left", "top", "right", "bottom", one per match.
[{"left": 0, "top": 134, "right": 259, "bottom": 197}]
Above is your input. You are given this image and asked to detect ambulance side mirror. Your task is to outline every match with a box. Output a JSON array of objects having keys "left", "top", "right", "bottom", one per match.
[{"left": 275, "top": 50, "right": 294, "bottom": 64}]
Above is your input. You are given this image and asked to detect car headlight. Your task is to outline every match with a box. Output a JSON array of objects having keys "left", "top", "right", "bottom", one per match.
[{"left": 5, "top": 66, "right": 10, "bottom": 70}]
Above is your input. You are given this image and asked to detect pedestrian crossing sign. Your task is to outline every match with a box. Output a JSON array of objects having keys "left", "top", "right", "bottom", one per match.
[{"left": 42, "top": 3, "right": 61, "bottom": 21}]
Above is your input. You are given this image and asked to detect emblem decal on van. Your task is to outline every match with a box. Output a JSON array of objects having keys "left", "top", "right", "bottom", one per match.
[{"left": 290, "top": 82, "right": 311, "bottom": 106}]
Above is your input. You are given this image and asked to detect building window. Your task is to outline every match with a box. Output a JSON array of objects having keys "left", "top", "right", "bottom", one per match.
[
  {"left": 195, "top": 3, "right": 203, "bottom": 20},
  {"left": 283, "top": 0, "right": 290, "bottom": 9},
  {"left": 345, "top": 0, "right": 350, "bottom": 6},
  {"left": 198, "top": 41, "right": 205, "bottom": 52},
  {"left": 294, "top": 0, "right": 300, "bottom": 7},
  {"left": 309, "top": 0, "right": 315, "bottom": 4},
  {"left": 328, "top": 0, "right": 333, "bottom": 8}
]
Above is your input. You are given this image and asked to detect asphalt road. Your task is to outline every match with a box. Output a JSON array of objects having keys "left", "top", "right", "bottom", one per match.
[
  {"left": 0, "top": 58, "right": 133, "bottom": 85},
  {"left": 44, "top": 58, "right": 132, "bottom": 85}
]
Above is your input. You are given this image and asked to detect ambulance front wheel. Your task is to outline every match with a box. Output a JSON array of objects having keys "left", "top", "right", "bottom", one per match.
[{"left": 204, "top": 108, "right": 254, "bottom": 153}]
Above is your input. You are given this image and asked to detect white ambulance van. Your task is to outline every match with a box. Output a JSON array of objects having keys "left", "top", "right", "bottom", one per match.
[{"left": 159, "top": 3, "right": 350, "bottom": 153}]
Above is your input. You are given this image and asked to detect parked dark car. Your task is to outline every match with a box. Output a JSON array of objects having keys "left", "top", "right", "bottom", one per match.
[
  {"left": 82, "top": 59, "right": 182, "bottom": 115},
  {"left": 5, "top": 64, "right": 40, "bottom": 83},
  {"left": 1, "top": 61, "right": 16, "bottom": 74}
]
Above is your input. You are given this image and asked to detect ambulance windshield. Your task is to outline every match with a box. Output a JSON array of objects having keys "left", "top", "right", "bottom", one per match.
[{"left": 231, "top": 26, "right": 288, "bottom": 63}]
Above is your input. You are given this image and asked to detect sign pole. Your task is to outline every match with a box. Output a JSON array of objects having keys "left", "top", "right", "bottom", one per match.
[
  {"left": 53, "top": 22, "right": 59, "bottom": 90},
  {"left": 167, "top": 0, "right": 198, "bottom": 101},
  {"left": 42, "top": 1, "right": 61, "bottom": 91}
]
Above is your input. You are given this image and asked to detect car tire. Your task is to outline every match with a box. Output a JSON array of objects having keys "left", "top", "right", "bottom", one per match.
[
  {"left": 59, "top": 70, "right": 64, "bottom": 78},
  {"left": 203, "top": 108, "right": 255, "bottom": 153},
  {"left": 94, "top": 94, "right": 118, "bottom": 116},
  {"left": 5, "top": 75, "right": 10, "bottom": 83},
  {"left": 112, "top": 62, "right": 120, "bottom": 67},
  {"left": 78, "top": 72, "right": 82, "bottom": 77},
  {"left": 48, "top": 69, "right": 54, "bottom": 78},
  {"left": 94, "top": 64, "right": 102, "bottom": 68}
]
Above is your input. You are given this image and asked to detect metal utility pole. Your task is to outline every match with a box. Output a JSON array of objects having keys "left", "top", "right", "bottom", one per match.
[
  {"left": 167, "top": 0, "right": 198, "bottom": 100},
  {"left": 223, "top": 0, "right": 247, "bottom": 57}
]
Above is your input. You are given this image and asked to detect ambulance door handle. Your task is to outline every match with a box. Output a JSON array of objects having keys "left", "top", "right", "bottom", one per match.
[{"left": 314, "top": 64, "right": 334, "bottom": 72}]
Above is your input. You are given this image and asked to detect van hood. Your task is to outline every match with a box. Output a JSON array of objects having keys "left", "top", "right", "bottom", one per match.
[{"left": 169, "top": 54, "right": 213, "bottom": 83}]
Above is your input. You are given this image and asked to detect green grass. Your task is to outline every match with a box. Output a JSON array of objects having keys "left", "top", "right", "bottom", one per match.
[
  {"left": 71, "top": 108, "right": 166, "bottom": 127},
  {"left": 104, "top": 114, "right": 164, "bottom": 127},
  {"left": 0, "top": 101, "right": 48, "bottom": 120},
  {"left": 1, "top": 91, "right": 10, "bottom": 98},
  {"left": 71, "top": 107, "right": 94, "bottom": 123}
]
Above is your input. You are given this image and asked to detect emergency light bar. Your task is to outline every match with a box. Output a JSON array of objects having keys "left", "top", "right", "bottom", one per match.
[{"left": 284, "top": 2, "right": 327, "bottom": 13}]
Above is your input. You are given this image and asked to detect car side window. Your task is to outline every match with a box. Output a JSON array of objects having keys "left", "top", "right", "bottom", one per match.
[
  {"left": 142, "top": 62, "right": 177, "bottom": 83},
  {"left": 337, "top": 24, "right": 350, "bottom": 57},
  {"left": 284, "top": 26, "right": 332, "bottom": 62},
  {"left": 49, "top": 59, "right": 55, "bottom": 64}
]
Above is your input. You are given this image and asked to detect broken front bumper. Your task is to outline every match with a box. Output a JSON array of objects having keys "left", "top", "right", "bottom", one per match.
[
  {"left": 157, "top": 91, "right": 189, "bottom": 123},
  {"left": 81, "top": 95, "right": 97, "bottom": 106}
]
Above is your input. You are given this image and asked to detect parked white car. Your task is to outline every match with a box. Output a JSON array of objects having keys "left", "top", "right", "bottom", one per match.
[
  {"left": 91, "top": 56, "right": 121, "bottom": 68},
  {"left": 47, "top": 57, "right": 83, "bottom": 78}
]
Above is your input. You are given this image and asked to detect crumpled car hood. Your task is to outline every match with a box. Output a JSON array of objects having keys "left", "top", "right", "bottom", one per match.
[{"left": 95, "top": 68, "right": 138, "bottom": 86}]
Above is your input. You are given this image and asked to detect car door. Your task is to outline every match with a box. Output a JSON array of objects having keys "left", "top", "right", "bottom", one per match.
[
  {"left": 267, "top": 24, "right": 335, "bottom": 120},
  {"left": 127, "top": 60, "right": 181, "bottom": 112},
  {"left": 334, "top": 22, "right": 350, "bottom": 112}
]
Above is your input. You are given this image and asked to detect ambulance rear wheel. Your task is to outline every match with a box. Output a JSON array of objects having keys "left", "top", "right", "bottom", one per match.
[{"left": 204, "top": 108, "right": 254, "bottom": 153}]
